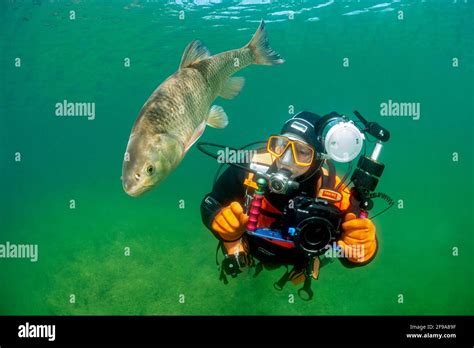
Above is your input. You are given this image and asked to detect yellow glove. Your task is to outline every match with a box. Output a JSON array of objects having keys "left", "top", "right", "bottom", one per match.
[
  {"left": 337, "top": 213, "right": 377, "bottom": 263},
  {"left": 211, "top": 202, "right": 249, "bottom": 242}
]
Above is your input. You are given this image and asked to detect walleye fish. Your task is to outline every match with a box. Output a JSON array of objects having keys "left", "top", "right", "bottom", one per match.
[{"left": 122, "top": 20, "right": 283, "bottom": 197}]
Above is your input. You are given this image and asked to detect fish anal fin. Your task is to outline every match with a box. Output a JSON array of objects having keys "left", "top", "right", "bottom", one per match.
[
  {"left": 219, "top": 76, "right": 245, "bottom": 100},
  {"left": 207, "top": 105, "right": 228, "bottom": 129},
  {"left": 180, "top": 40, "right": 211, "bottom": 69}
]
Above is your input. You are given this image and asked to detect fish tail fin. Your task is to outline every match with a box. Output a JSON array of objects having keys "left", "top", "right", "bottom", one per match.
[{"left": 246, "top": 19, "right": 284, "bottom": 65}]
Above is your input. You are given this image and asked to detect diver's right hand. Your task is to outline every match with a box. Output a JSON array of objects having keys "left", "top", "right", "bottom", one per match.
[{"left": 211, "top": 202, "right": 249, "bottom": 242}]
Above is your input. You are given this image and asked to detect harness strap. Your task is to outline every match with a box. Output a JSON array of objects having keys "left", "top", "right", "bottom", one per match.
[
  {"left": 320, "top": 160, "right": 336, "bottom": 190},
  {"left": 259, "top": 209, "right": 283, "bottom": 219}
]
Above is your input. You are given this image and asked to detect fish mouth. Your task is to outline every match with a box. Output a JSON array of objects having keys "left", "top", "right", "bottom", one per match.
[{"left": 124, "top": 184, "right": 154, "bottom": 197}]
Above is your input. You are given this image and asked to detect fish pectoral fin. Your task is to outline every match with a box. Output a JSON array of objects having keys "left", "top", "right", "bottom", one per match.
[
  {"left": 207, "top": 105, "right": 228, "bottom": 129},
  {"left": 180, "top": 40, "right": 211, "bottom": 69},
  {"left": 219, "top": 76, "right": 245, "bottom": 100},
  {"left": 184, "top": 121, "right": 206, "bottom": 153}
]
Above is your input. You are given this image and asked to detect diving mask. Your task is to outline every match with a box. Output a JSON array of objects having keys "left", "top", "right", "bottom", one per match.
[{"left": 267, "top": 135, "right": 315, "bottom": 167}]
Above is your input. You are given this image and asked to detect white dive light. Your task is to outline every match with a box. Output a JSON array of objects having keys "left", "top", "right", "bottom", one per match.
[{"left": 323, "top": 120, "right": 364, "bottom": 163}]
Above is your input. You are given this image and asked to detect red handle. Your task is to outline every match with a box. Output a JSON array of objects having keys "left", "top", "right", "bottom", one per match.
[{"left": 246, "top": 193, "right": 263, "bottom": 232}]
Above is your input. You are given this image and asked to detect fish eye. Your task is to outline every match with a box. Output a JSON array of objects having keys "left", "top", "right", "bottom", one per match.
[{"left": 146, "top": 165, "right": 154, "bottom": 176}]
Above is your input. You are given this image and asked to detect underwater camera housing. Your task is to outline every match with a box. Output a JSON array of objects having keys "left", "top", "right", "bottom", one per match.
[
  {"left": 246, "top": 193, "right": 343, "bottom": 257},
  {"left": 282, "top": 194, "right": 344, "bottom": 257}
]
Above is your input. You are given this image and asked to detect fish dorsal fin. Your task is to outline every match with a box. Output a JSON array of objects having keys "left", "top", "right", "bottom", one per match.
[{"left": 180, "top": 40, "right": 211, "bottom": 69}]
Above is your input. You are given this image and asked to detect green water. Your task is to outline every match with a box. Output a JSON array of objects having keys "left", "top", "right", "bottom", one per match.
[{"left": 1, "top": 0, "right": 473, "bottom": 315}]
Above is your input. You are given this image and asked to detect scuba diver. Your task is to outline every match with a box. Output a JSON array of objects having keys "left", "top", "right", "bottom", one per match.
[{"left": 200, "top": 111, "right": 389, "bottom": 297}]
